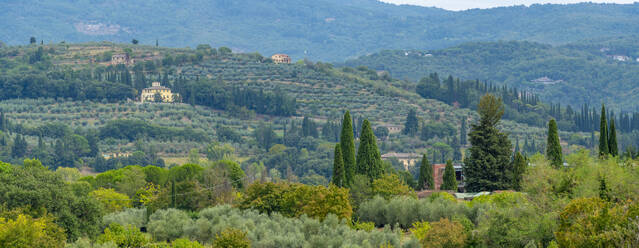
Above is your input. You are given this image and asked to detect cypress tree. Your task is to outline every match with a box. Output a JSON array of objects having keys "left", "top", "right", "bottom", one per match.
[
  {"left": 460, "top": 118, "right": 467, "bottom": 145},
  {"left": 464, "top": 94, "right": 512, "bottom": 191},
  {"left": 332, "top": 143, "right": 346, "bottom": 187},
  {"left": 171, "top": 180, "right": 176, "bottom": 208},
  {"left": 340, "top": 111, "right": 356, "bottom": 185},
  {"left": 609, "top": 118, "right": 618, "bottom": 156},
  {"left": 546, "top": 119, "right": 563, "bottom": 168},
  {"left": 0, "top": 112, "right": 5, "bottom": 131},
  {"left": 599, "top": 104, "right": 609, "bottom": 157},
  {"left": 599, "top": 175, "right": 611, "bottom": 202},
  {"left": 11, "top": 135, "right": 27, "bottom": 158},
  {"left": 355, "top": 119, "right": 383, "bottom": 180},
  {"left": 440, "top": 159, "right": 457, "bottom": 191},
  {"left": 511, "top": 152, "right": 526, "bottom": 191},
  {"left": 403, "top": 109, "right": 419, "bottom": 136},
  {"left": 417, "top": 154, "right": 434, "bottom": 190}
]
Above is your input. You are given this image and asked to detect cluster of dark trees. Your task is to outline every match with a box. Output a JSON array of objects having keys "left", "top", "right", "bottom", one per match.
[
  {"left": 0, "top": 114, "right": 172, "bottom": 171},
  {"left": 99, "top": 119, "right": 208, "bottom": 142},
  {"left": 1, "top": 46, "right": 297, "bottom": 117},
  {"left": 332, "top": 111, "right": 385, "bottom": 187},
  {"left": 172, "top": 77, "right": 296, "bottom": 116},
  {"left": 416, "top": 72, "right": 639, "bottom": 137},
  {"left": 416, "top": 73, "right": 549, "bottom": 127}
]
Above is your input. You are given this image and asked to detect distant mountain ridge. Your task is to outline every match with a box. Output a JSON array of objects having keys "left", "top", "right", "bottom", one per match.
[
  {"left": 343, "top": 37, "right": 639, "bottom": 110},
  {"left": 3, "top": 0, "right": 639, "bottom": 61}
]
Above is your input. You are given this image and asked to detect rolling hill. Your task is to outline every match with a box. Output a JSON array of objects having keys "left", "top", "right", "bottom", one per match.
[
  {"left": 3, "top": 1, "right": 639, "bottom": 61},
  {"left": 344, "top": 38, "right": 639, "bottom": 111}
]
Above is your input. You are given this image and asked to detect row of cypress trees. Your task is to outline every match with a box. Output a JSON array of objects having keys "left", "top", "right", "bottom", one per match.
[
  {"left": 599, "top": 104, "right": 619, "bottom": 157},
  {"left": 332, "top": 111, "right": 384, "bottom": 187}
]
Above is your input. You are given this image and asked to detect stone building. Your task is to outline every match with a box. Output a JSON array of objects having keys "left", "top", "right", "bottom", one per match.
[
  {"left": 141, "top": 82, "right": 178, "bottom": 103},
  {"left": 381, "top": 152, "right": 421, "bottom": 170},
  {"left": 271, "top": 54, "right": 291, "bottom": 64},
  {"left": 111, "top": 53, "right": 133, "bottom": 65}
]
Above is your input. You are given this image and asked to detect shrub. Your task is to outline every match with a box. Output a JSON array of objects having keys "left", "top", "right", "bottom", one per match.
[
  {"left": 371, "top": 174, "right": 415, "bottom": 200},
  {"left": 237, "top": 182, "right": 352, "bottom": 220},
  {"left": 353, "top": 221, "right": 375, "bottom": 232},
  {"left": 427, "top": 192, "right": 456, "bottom": 202},
  {"left": 0, "top": 213, "right": 66, "bottom": 248},
  {"left": 97, "top": 223, "right": 150, "bottom": 248},
  {"left": 89, "top": 188, "right": 133, "bottom": 213},
  {"left": 409, "top": 221, "right": 431, "bottom": 241},
  {"left": 102, "top": 208, "right": 147, "bottom": 229},
  {"left": 357, "top": 196, "right": 470, "bottom": 229},
  {"left": 65, "top": 238, "right": 117, "bottom": 248},
  {"left": 212, "top": 228, "right": 250, "bottom": 248},
  {"left": 185, "top": 205, "right": 411, "bottom": 247},
  {"left": 421, "top": 218, "right": 466, "bottom": 248},
  {"left": 148, "top": 208, "right": 193, "bottom": 242},
  {"left": 171, "top": 238, "right": 205, "bottom": 248}
]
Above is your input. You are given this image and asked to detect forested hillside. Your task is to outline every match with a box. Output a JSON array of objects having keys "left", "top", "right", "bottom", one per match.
[
  {"left": 4, "top": 1, "right": 639, "bottom": 60},
  {"left": 344, "top": 38, "right": 639, "bottom": 110},
  {"left": 0, "top": 41, "right": 578, "bottom": 183}
]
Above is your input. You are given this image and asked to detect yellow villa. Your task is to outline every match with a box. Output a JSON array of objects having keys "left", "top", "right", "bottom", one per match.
[{"left": 141, "top": 82, "right": 178, "bottom": 103}]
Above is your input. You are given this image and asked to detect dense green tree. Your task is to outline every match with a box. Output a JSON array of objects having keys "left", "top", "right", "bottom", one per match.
[
  {"left": 403, "top": 109, "right": 419, "bottom": 136},
  {"left": 0, "top": 112, "right": 6, "bottom": 131},
  {"left": 460, "top": 118, "right": 467, "bottom": 145},
  {"left": 546, "top": 119, "right": 563, "bottom": 168},
  {"left": 608, "top": 118, "right": 618, "bottom": 156},
  {"left": 340, "top": 111, "right": 356, "bottom": 186},
  {"left": 417, "top": 154, "right": 434, "bottom": 190},
  {"left": 599, "top": 104, "right": 609, "bottom": 157},
  {"left": 464, "top": 94, "right": 512, "bottom": 192},
  {"left": 213, "top": 228, "right": 251, "bottom": 248},
  {"left": 0, "top": 164, "right": 103, "bottom": 240},
  {"left": 332, "top": 143, "right": 346, "bottom": 187},
  {"left": 11, "top": 135, "right": 27, "bottom": 158},
  {"left": 253, "top": 124, "right": 278, "bottom": 151},
  {"left": 355, "top": 119, "right": 383, "bottom": 180},
  {"left": 301, "top": 116, "right": 319, "bottom": 138},
  {"left": 511, "top": 152, "right": 526, "bottom": 191},
  {"left": 440, "top": 160, "right": 457, "bottom": 191}
]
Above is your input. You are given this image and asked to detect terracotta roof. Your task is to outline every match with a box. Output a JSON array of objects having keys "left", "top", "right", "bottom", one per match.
[
  {"left": 144, "top": 86, "right": 170, "bottom": 90},
  {"left": 381, "top": 152, "right": 420, "bottom": 159}
]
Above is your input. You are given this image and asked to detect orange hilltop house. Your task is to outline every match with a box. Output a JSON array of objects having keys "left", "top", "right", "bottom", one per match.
[{"left": 271, "top": 54, "right": 291, "bottom": 64}]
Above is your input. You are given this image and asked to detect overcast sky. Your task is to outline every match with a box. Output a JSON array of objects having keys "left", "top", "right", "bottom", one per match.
[{"left": 381, "top": 0, "right": 637, "bottom": 10}]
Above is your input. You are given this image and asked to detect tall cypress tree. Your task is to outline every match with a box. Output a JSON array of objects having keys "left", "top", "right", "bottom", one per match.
[
  {"left": 403, "top": 109, "right": 419, "bottom": 136},
  {"left": 464, "top": 94, "right": 512, "bottom": 192},
  {"left": 355, "top": 119, "right": 383, "bottom": 180},
  {"left": 440, "top": 159, "right": 457, "bottom": 191},
  {"left": 511, "top": 152, "right": 527, "bottom": 191},
  {"left": 609, "top": 118, "right": 618, "bottom": 157},
  {"left": 460, "top": 118, "right": 467, "bottom": 145},
  {"left": 340, "top": 111, "right": 356, "bottom": 185},
  {"left": 417, "top": 154, "right": 434, "bottom": 190},
  {"left": 11, "top": 135, "right": 27, "bottom": 158},
  {"left": 0, "top": 112, "right": 5, "bottom": 131},
  {"left": 332, "top": 143, "right": 346, "bottom": 187},
  {"left": 546, "top": 119, "right": 563, "bottom": 168},
  {"left": 599, "top": 104, "right": 609, "bottom": 157}
]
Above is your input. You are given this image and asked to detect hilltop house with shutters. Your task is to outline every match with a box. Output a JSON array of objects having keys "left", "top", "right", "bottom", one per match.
[
  {"left": 271, "top": 54, "right": 291, "bottom": 64},
  {"left": 141, "top": 82, "right": 178, "bottom": 103}
]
